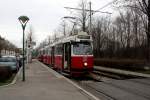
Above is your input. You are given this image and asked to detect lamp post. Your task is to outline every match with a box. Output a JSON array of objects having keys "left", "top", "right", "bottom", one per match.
[{"left": 18, "top": 16, "right": 29, "bottom": 81}]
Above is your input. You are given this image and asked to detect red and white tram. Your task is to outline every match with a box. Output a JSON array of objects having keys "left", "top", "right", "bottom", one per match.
[
  {"left": 38, "top": 48, "right": 44, "bottom": 62},
  {"left": 38, "top": 32, "right": 94, "bottom": 77}
]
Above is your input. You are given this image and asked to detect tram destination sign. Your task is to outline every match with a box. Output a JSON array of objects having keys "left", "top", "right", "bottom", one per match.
[{"left": 77, "top": 35, "right": 90, "bottom": 39}]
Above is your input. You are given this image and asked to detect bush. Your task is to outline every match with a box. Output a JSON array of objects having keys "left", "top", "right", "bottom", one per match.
[
  {"left": 94, "top": 58, "right": 147, "bottom": 71},
  {"left": 0, "top": 66, "right": 13, "bottom": 81}
]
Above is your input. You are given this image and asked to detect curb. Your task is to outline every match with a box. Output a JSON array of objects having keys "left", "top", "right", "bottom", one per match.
[
  {"left": 0, "top": 67, "right": 22, "bottom": 88},
  {"left": 94, "top": 66, "right": 150, "bottom": 78},
  {"left": 38, "top": 60, "right": 100, "bottom": 100}
]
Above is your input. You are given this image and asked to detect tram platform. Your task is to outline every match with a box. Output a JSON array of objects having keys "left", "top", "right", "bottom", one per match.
[{"left": 0, "top": 60, "right": 97, "bottom": 100}]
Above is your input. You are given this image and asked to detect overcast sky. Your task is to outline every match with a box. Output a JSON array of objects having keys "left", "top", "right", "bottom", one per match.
[{"left": 0, "top": 0, "right": 114, "bottom": 48}]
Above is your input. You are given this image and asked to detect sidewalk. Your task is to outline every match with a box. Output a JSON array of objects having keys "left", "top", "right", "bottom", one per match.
[{"left": 0, "top": 60, "right": 96, "bottom": 100}]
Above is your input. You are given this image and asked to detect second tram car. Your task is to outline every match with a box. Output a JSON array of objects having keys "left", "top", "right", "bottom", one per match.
[{"left": 38, "top": 32, "right": 93, "bottom": 77}]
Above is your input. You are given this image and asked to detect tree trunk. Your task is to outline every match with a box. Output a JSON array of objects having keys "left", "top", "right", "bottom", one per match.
[
  {"left": 82, "top": 21, "right": 86, "bottom": 32},
  {"left": 147, "top": 16, "right": 150, "bottom": 62},
  {"left": 147, "top": 0, "right": 150, "bottom": 63}
]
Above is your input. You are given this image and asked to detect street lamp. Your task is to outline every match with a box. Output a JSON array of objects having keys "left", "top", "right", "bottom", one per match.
[{"left": 18, "top": 16, "right": 29, "bottom": 81}]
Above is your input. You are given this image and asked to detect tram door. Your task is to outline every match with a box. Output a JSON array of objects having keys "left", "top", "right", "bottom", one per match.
[
  {"left": 51, "top": 47, "right": 55, "bottom": 68},
  {"left": 63, "top": 43, "right": 71, "bottom": 71}
]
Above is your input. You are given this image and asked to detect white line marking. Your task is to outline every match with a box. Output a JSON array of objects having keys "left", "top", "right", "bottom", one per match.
[
  {"left": 38, "top": 60, "right": 100, "bottom": 100},
  {"left": 37, "top": 61, "right": 63, "bottom": 78},
  {"left": 64, "top": 77, "right": 100, "bottom": 100}
]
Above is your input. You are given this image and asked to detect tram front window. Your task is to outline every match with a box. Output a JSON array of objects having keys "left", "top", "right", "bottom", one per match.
[{"left": 73, "top": 42, "right": 93, "bottom": 55}]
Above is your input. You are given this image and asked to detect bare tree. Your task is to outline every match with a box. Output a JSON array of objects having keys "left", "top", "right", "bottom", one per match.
[
  {"left": 0, "top": 35, "right": 18, "bottom": 56},
  {"left": 27, "top": 26, "right": 35, "bottom": 44},
  {"left": 78, "top": 0, "right": 89, "bottom": 32},
  {"left": 116, "top": 0, "right": 150, "bottom": 62}
]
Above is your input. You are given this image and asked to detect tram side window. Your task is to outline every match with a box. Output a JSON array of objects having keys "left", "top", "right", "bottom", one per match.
[
  {"left": 55, "top": 44, "right": 63, "bottom": 55},
  {"left": 45, "top": 49, "right": 47, "bottom": 55},
  {"left": 43, "top": 50, "right": 44, "bottom": 55},
  {"left": 45, "top": 49, "right": 46, "bottom": 55},
  {"left": 46, "top": 49, "right": 48, "bottom": 55},
  {"left": 49, "top": 48, "right": 51, "bottom": 56},
  {"left": 42, "top": 50, "right": 44, "bottom": 55}
]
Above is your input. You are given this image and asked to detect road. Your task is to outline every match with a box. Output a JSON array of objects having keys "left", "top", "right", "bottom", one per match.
[{"left": 78, "top": 77, "right": 150, "bottom": 100}]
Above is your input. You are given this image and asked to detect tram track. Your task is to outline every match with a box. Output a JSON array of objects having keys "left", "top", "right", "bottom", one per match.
[
  {"left": 70, "top": 68, "right": 150, "bottom": 100},
  {"left": 72, "top": 79, "right": 118, "bottom": 100},
  {"left": 102, "top": 81, "right": 150, "bottom": 100},
  {"left": 80, "top": 81, "right": 118, "bottom": 100},
  {"left": 91, "top": 71, "right": 125, "bottom": 80},
  {"left": 72, "top": 76, "right": 150, "bottom": 100},
  {"left": 88, "top": 68, "right": 138, "bottom": 82},
  {"left": 69, "top": 71, "right": 120, "bottom": 100},
  {"left": 127, "top": 78, "right": 150, "bottom": 86},
  {"left": 44, "top": 62, "right": 150, "bottom": 100}
]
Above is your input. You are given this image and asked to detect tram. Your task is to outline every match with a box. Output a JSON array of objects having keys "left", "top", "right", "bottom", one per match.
[
  {"left": 38, "top": 32, "right": 94, "bottom": 77},
  {"left": 38, "top": 48, "right": 43, "bottom": 62}
]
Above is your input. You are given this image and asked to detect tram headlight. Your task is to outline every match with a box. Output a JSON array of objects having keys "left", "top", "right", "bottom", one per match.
[{"left": 84, "top": 62, "right": 88, "bottom": 66}]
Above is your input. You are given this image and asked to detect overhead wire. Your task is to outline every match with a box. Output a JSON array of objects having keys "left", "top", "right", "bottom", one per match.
[{"left": 96, "top": 0, "right": 118, "bottom": 11}]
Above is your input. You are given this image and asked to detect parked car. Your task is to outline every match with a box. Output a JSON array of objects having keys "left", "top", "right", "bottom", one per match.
[
  {"left": 0, "top": 56, "right": 19, "bottom": 73},
  {"left": 0, "top": 65, "right": 12, "bottom": 80}
]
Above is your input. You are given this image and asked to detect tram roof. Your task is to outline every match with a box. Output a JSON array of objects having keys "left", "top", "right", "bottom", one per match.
[
  {"left": 41, "top": 32, "right": 93, "bottom": 49},
  {"left": 52, "top": 32, "right": 92, "bottom": 45}
]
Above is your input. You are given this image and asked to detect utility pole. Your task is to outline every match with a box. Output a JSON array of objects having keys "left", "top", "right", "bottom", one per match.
[
  {"left": 63, "top": 20, "right": 66, "bottom": 36},
  {"left": 64, "top": 1, "right": 111, "bottom": 34},
  {"left": 64, "top": 6, "right": 89, "bottom": 32},
  {"left": 63, "top": 16, "right": 77, "bottom": 35},
  {"left": 89, "top": 1, "right": 92, "bottom": 35}
]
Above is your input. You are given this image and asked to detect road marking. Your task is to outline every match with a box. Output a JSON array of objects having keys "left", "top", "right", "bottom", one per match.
[
  {"left": 38, "top": 60, "right": 100, "bottom": 100},
  {"left": 64, "top": 77, "right": 100, "bottom": 100},
  {"left": 37, "top": 61, "right": 63, "bottom": 78}
]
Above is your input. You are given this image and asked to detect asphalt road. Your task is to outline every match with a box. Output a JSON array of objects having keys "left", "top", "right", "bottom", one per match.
[{"left": 79, "top": 78, "right": 150, "bottom": 100}]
